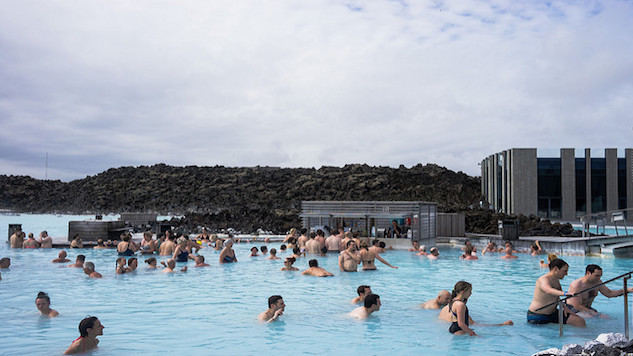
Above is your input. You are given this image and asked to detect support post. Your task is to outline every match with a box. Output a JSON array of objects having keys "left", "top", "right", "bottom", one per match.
[
  {"left": 558, "top": 299, "right": 564, "bottom": 337},
  {"left": 625, "top": 276, "right": 630, "bottom": 339}
]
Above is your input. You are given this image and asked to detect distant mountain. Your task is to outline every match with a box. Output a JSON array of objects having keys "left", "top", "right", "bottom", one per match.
[{"left": 0, "top": 163, "right": 482, "bottom": 233}]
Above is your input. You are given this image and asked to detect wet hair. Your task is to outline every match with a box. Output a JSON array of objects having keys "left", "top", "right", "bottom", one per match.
[
  {"left": 143, "top": 231, "right": 152, "bottom": 238},
  {"left": 116, "top": 257, "right": 126, "bottom": 265},
  {"left": 270, "top": 248, "right": 277, "bottom": 255},
  {"left": 293, "top": 247, "right": 300, "bottom": 254},
  {"left": 268, "top": 295, "right": 283, "bottom": 308},
  {"left": 77, "top": 255, "right": 86, "bottom": 262},
  {"left": 73, "top": 234, "right": 81, "bottom": 240},
  {"left": 0, "top": 257, "right": 10, "bottom": 266},
  {"left": 145, "top": 257, "right": 156, "bottom": 265},
  {"left": 547, "top": 253, "right": 557, "bottom": 262},
  {"left": 196, "top": 255, "right": 205, "bottom": 262},
  {"left": 36, "top": 291, "right": 51, "bottom": 303},
  {"left": 96, "top": 239, "right": 104, "bottom": 246},
  {"left": 128, "top": 257, "right": 137, "bottom": 265},
  {"left": 549, "top": 258, "right": 568, "bottom": 271},
  {"left": 372, "top": 239, "right": 380, "bottom": 246},
  {"left": 449, "top": 281, "right": 472, "bottom": 309},
  {"left": 260, "top": 246, "right": 268, "bottom": 253},
  {"left": 316, "top": 229, "right": 324, "bottom": 237},
  {"left": 357, "top": 285, "right": 370, "bottom": 296},
  {"left": 78, "top": 316, "right": 99, "bottom": 337},
  {"left": 84, "top": 262, "right": 95, "bottom": 271},
  {"left": 285, "top": 257, "right": 296, "bottom": 264},
  {"left": 378, "top": 242, "right": 386, "bottom": 248},
  {"left": 364, "top": 294, "right": 380, "bottom": 308},
  {"left": 251, "top": 246, "right": 259, "bottom": 252},
  {"left": 122, "top": 234, "right": 130, "bottom": 242},
  {"left": 28, "top": 232, "right": 34, "bottom": 238},
  {"left": 300, "top": 228, "right": 307, "bottom": 235},
  {"left": 280, "top": 244, "right": 287, "bottom": 251},
  {"left": 41, "top": 230, "right": 48, "bottom": 236},
  {"left": 464, "top": 245, "right": 474, "bottom": 255},
  {"left": 347, "top": 240, "right": 356, "bottom": 248},
  {"left": 330, "top": 228, "right": 339, "bottom": 236},
  {"left": 359, "top": 241, "right": 369, "bottom": 250},
  {"left": 309, "top": 232, "right": 316, "bottom": 239},
  {"left": 308, "top": 259, "right": 318, "bottom": 267},
  {"left": 586, "top": 264, "right": 602, "bottom": 274}
]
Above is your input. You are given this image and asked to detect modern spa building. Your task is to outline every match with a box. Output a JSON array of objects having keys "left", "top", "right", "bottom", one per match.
[{"left": 481, "top": 148, "right": 633, "bottom": 221}]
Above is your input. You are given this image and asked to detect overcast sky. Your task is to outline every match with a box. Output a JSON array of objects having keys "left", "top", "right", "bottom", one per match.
[{"left": 1, "top": 1, "right": 632, "bottom": 181}]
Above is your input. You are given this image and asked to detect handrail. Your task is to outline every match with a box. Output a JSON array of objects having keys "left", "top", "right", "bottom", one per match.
[{"left": 534, "top": 270, "right": 633, "bottom": 312}]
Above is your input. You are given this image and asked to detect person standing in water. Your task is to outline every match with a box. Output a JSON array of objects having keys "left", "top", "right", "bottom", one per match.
[
  {"left": 35, "top": 292, "right": 59, "bottom": 317},
  {"left": 349, "top": 294, "right": 381, "bottom": 319},
  {"left": 258, "top": 295, "right": 285, "bottom": 323},
  {"left": 64, "top": 316, "right": 105, "bottom": 354}
]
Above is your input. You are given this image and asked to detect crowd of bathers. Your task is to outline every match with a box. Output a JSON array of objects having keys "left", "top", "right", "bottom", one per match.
[{"left": 2, "top": 226, "right": 632, "bottom": 353}]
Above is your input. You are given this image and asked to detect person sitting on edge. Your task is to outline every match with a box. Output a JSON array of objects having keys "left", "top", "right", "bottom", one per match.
[
  {"left": 39, "top": 231, "right": 53, "bottom": 248},
  {"left": 540, "top": 253, "right": 557, "bottom": 268},
  {"left": 501, "top": 242, "right": 518, "bottom": 259},
  {"left": 527, "top": 258, "right": 586, "bottom": 327},
  {"left": 145, "top": 257, "right": 158, "bottom": 269},
  {"left": 162, "top": 259, "right": 187, "bottom": 273},
  {"left": 194, "top": 255, "right": 210, "bottom": 267},
  {"left": 260, "top": 246, "right": 268, "bottom": 255},
  {"left": 417, "top": 245, "right": 428, "bottom": 256},
  {"left": 68, "top": 255, "right": 86, "bottom": 268},
  {"left": 530, "top": 240, "right": 543, "bottom": 256},
  {"left": 302, "top": 259, "right": 333, "bottom": 277},
  {"left": 461, "top": 245, "right": 478, "bottom": 260},
  {"left": 339, "top": 240, "right": 361, "bottom": 272},
  {"left": 93, "top": 239, "right": 108, "bottom": 249},
  {"left": 69, "top": 234, "right": 83, "bottom": 249},
  {"left": 258, "top": 295, "right": 285, "bottom": 323},
  {"left": 409, "top": 240, "right": 420, "bottom": 252},
  {"left": 219, "top": 239, "right": 237, "bottom": 264},
  {"left": 35, "top": 291, "right": 59, "bottom": 317},
  {"left": 10, "top": 227, "right": 25, "bottom": 248},
  {"left": 83, "top": 262, "right": 102, "bottom": 278},
  {"left": 52, "top": 251, "right": 71, "bottom": 263},
  {"left": 250, "top": 246, "right": 260, "bottom": 257},
  {"left": 349, "top": 293, "right": 381, "bottom": 319},
  {"left": 427, "top": 247, "right": 440, "bottom": 259},
  {"left": 421, "top": 290, "right": 451, "bottom": 309},
  {"left": 23, "top": 232, "right": 40, "bottom": 248},
  {"left": 64, "top": 316, "right": 104, "bottom": 355},
  {"left": 351, "top": 285, "right": 372, "bottom": 304},
  {"left": 482, "top": 241, "right": 497, "bottom": 255},
  {"left": 0, "top": 257, "right": 11, "bottom": 269},
  {"left": 268, "top": 248, "right": 280, "bottom": 260},
  {"left": 281, "top": 257, "right": 299, "bottom": 271},
  {"left": 567, "top": 264, "right": 633, "bottom": 318}
]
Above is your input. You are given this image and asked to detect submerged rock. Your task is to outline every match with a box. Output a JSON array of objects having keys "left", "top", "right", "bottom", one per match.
[{"left": 533, "top": 333, "right": 632, "bottom": 356}]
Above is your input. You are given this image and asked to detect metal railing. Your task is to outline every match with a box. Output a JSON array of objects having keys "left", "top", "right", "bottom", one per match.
[{"left": 534, "top": 270, "right": 633, "bottom": 336}]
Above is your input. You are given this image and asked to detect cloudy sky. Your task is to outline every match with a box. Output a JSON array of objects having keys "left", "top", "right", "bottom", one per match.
[{"left": 1, "top": 1, "right": 632, "bottom": 181}]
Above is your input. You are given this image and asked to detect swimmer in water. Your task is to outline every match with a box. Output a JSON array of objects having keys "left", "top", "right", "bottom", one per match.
[
  {"left": 349, "top": 294, "right": 381, "bottom": 319},
  {"left": 567, "top": 264, "right": 633, "bottom": 318},
  {"left": 351, "top": 285, "right": 372, "bottom": 304},
  {"left": 427, "top": 247, "right": 440, "bottom": 259},
  {"left": 339, "top": 240, "right": 361, "bottom": 272},
  {"left": 260, "top": 246, "right": 268, "bottom": 255},
  {"left": 268, "top": 248, "right": 280, "bottom": 260},
  {"left": 0, "top": 257, "right": 10, "bottom": 269},
  {"left": 145, "top": 257, "right": 158, "bottom": 269},
  {"left": 501, "top": 242, "right": 518, "bottom": 259},
  {"left": 540, "top": 253, "right": 557, "bottom": 268},
  {"left": 64, "top": 316, "right": 104, "bottom": 355},
  {"left": 421, "top": 290, "right": 451, "bottom": 309},
  {"left": 281, "top": 257, "right": 299, "bottom": 271},
  {"left": 83, "top": 262, "right": 102, "bottom": 278},
  {"left": 162, "top": 259, "right": 187, "bottom": 273},
  {"left": 68, "top": 255, "right": 86, "bottom": 268},
  {"left": 416, "top": 245, "right": 428, "bottom": 256},
  {"left": 461, "top": 246, "right": 478, "bottom": 260},
  {"left": 530, "top": 240, "right": 543, "bottom": 256},
  {"left": 258, "top": 295, "right": 285, "bottom": 323},
  {"left": 127, "top": 257, "right": 138, "bottom": 272},
  {"left": 359, "top": 241, "right": 397, "bottom": 270},
  {"left": 482, "top": 241, "right": 497, "bottom": 255},
  {"left": 219, "top": 239, "right": 237, "bottom": 264},
  {"left": 302, "top": 259, "right": 333, "bottom": 277},
  {"left": 409, "top": 240, "right": 420, "bottom": 252},
  {"left": 194, "top": 255, "right": 210, "bottom": 267},
  {"left": 115, "top": 257, "right": 128, "bottom": 274},
  {"left": 39, "top": 231, "right": 53, "bottom": 249},
  {"left": 52, "top": 251, "right": 71, "bottom": 263},
  {"left": 35, "top": 291, "right": 59, "bottom": 317},
  {"left": 250, "top": 246, "right": 260, "bottom": 257},
  {"left": 447, "top": 281, "right": 513, "bottom": 336}
]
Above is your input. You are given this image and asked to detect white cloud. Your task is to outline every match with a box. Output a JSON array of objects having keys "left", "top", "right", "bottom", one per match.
[{"left": 0, "top": 0, "right": 631, "bottom": 181}]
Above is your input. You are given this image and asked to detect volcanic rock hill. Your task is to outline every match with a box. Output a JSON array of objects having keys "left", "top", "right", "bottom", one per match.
[{"left": 0, "top": 163, "right": 481, "bottom": 233}]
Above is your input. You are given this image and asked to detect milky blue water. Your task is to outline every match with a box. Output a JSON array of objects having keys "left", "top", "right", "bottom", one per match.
[{"left": 1, "top": 215, "right": 633, "bottom": 355}]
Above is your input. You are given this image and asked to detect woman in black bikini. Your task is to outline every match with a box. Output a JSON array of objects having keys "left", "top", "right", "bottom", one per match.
[{"left": 448, "top": 281, "right": 513, "bottom": 336}]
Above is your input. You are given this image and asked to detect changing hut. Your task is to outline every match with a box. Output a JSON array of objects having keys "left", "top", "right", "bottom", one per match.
[{"left": 300, "top": 201, "right": 437, "bottom": 248}]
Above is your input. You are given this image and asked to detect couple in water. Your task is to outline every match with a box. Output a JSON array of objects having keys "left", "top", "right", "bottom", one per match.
[{"left": 338, "top": 240, "right": 397, "bottom": 272}]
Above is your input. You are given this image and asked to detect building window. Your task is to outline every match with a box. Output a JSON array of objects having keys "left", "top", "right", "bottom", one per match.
[
  {"left": 575, "top": 158, "right": 586, "bottom": 217},
  {"left": 619, "top": 158, "right": 627, "bottom": 210},
  {"left": 591, "top": 158, "right": 606, "bottom": 213},
  {"left": 538, "top": 158, "right": 561, "bottom": 218}
]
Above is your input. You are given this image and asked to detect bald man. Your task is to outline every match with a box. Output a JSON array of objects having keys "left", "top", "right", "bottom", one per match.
[{"left": 421, "top": 290, "right": 451, "bottom": 309}]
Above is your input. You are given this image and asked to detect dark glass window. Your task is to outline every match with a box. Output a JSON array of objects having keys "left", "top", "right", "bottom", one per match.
[
  {"left": 591, "top": 158, "right": 606, "bottom": 213},
  {"left": 537, "top": 158, "right": 561, "bottom": 218},
  {"left": 619, "top": 158, "right": 626, "bottom": 210},
  {"left": 576, "top": 158, "right": 586, "bottom": 216}
]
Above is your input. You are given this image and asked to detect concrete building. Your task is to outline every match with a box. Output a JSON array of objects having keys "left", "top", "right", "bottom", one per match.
[{"left": 481, "top": 148, "right": 633, "bottom": 221}]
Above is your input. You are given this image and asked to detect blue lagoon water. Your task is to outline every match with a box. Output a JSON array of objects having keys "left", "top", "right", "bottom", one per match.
[{"left": 1, "top": 215, "right": 633, "bottom": 355}]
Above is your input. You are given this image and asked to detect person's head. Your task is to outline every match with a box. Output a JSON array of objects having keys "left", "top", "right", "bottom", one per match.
[
  {"left": 364, "top": 293, "right": 381, "bottom": 311},
  {"left": 309, "top": 232, "right": 316, "bottom": 240},
  {"left": 270, "top": 248, "right": 277, "bottom": 256},
  {"left": 465, "top": 245, "right": 474, "bottom": 256},
  {"left": 96, "top": 239, "right": 105, "bottom": 246},
  {"left": 261, "top": 246, "right": 268, "bottom": 253},
  {"left": 122, "top": 234, "right": 130, "bottom": 242},
  {"left": 585, "top": 264, "right": 603, "bottom": 282},
  {"left": 284, "top": 257, "right": 296, "bottom": 266},
  {"left": 289, "top": 228, "right": 297, "bottom": 236},
  {"left": 166, "top": 259, "right": 176, "bottom": 269},
  {"left": 419, "top": 245, "right": 426, "bottom": 252},
  {"left": 300, "top": 228, "right": 307, "bottom": 235},
  {"left": 391, "top": 220, "right": 398, "bottom": 227},
  {"left": 347, "top": 240, "right": 357, "bottom": 250},
  {"left": 547, "top": 253, "right": 558, "bottom": 263},
  {"left": 0, "top": 257, "right": 10, "bottom": 269},
  {"left": 78, "top": 316, "right": 104, "bottom": 337},
  {"left": 195, "top": 255, "right": 205, "bottom": 264},
  {"left": 345, "top": 231, "right": 353, "bottom": 238},
  {"left": 412, "top": 241, "right": 419, "bottom": 248},
  {"left": 35, "top": 291, "right": 52, "bottom": 312},
  {"left": 83, "top": 262, "right": 96, "bottom": 274},
  {"left": 177, "top": 236, "right": 187, "bottom": 246},
  {"left": 505, "top": 241, "right": 512, "bottom": 248},
  {"left": 143, "top": 231, "right": 152, "bottom": 240},
  {"left": 308, "top": 259, "right": 318, "bottom": 268},
  {"left": 378, "top": 241, "right": 386, "bottom": 249},
  {"left": 27, "top": 232, "right": 34, "bottom": 239},
  {"left": 451, "top": 281, "right": 472, "bottom": 305},
  {"left": 251, "top": 246, "right": 259, "bottom": 254},
  {"left": 549, "top": 258, "right": 569, "bottom": 279},
  {"left": 128, "top": 257, "right": 137, "bottom": 268},
  {"left": 359, "top": 241, "right": 369, "bottom": 250},
  {"left": 316, "top": 229, "right": 324, "bottom": 237},
  {"left": 225, "top": 239, "right": 234, "bottom": 248},
  {"left": 430, "top": 247, "right": 439, "bottom": 256},
  {"left": 59, "top": 251, "right": 67, "bottom": 259},
  {"left": 145, "top": 257, "right": 157, "bottom": 266},
  {"left": 268, "top": 295, "right": 285, "bottom": 311},
  {"left": 73, "top": 234, "right": 81, "bottom": 241},
  {"left": 437, "top": 290, "right": 451, "bottom": 307},
  {"left": 357, "top": 285, "right": 372, "bottom": 297},
  {"left": 116, "top": 257, "right": 126, "bottom": 266},
  {"left": 372, "top": 239, "right": 380, "bottom": 247},
  {"left": 40, "top": 231, "right": 48, "bottom": 238},
  {"left": 280, "top": 244, "right": 287, "bottom": 251},
  {"left": 293, "top": 247, "right": 300, "bottom": 255}
]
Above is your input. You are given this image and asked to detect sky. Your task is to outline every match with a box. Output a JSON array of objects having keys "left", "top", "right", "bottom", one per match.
[{"left": 1, "top": 0, "right": 632, "bottom": 181}]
